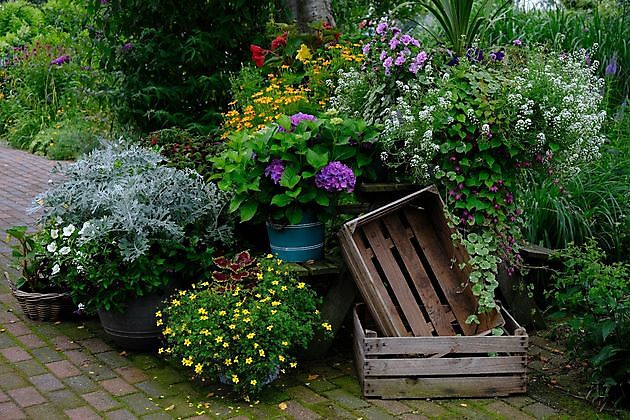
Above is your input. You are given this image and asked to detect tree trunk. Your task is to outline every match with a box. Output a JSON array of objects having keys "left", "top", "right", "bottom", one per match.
[{"left": 285, "top": 0, "right": 336, "bottom": 31}]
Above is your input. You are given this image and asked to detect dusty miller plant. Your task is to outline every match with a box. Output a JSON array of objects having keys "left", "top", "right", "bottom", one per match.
[{"left": 34, "top": 141, "right": 233, "bottom": 262}]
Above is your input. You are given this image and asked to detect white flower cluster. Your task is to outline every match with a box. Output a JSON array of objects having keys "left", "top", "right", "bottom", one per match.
[{"left": 45, "top": 218, "right": 93, "bottom": 276}]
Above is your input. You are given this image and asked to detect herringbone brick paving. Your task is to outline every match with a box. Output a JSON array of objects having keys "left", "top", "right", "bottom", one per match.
[{"left": 0, "top": 142, "right": 614, "bottom": 419}]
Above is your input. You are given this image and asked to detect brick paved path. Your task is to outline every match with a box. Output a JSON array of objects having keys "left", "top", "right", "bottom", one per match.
[{"left": 0, "top": 143, "right": 616, "bottom": 419}]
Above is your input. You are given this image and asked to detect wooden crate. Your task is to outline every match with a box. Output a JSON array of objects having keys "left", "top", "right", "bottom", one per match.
[
  {"left": 353, "top": 303, "right": 528, "bottom": 399},
  {"left": 339, "top": 185, "right": 503, "bottom": 337}
]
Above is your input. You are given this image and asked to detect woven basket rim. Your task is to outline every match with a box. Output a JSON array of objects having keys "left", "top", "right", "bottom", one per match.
[{"left": 4, "top": 271, "right": 69, "bottom": 299}]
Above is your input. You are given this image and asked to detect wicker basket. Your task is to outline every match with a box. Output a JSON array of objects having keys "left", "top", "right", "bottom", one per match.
[{"left": 4, "top": 272, "right": 73, "bottom": 322}]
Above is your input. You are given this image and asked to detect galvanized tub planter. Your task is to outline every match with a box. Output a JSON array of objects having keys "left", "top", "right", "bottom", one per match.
[{"left": 353, "top": 303, "right": 528, "bottom": 399}]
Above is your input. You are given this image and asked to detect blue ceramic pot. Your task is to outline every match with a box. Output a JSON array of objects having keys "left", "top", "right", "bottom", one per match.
[{"left": 266, "top": 212, "right": 324, "bottom": 262}]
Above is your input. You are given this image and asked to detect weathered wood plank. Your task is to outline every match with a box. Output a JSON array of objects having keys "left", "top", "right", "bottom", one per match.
[
  {"left": 362, "top": 221, "right": 434, "bottom": 337},
  {"left": 363, "top": 336, "right": 528, "bottom": 355},
  {"left": 363, "top": 376, "right": 526, "bottom": 399},
  {"left": 340, "top": 226, "right": 407, "bottom": 336},
  {"left": 382, "top": 214, "right": 455, "bottom": 336},
  {"left": 364, "top": 356, "right": 527, "bottom": 376}
]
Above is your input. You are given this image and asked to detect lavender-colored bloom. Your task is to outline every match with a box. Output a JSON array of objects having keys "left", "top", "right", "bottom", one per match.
[
  {"left": 584, "top": 51, "right": 591, "bottom": 66},
  {"left": 50, "top": 55, "right": 70, "bottom": 65},
  {"left": 121, "top": 42, "right": 133, "bottom": 52},
  {"left": 400, "top": 34, "right": 413, "bottom": 46},
  {"left": 411, "top": 38, "right": 421, "bottom": 47},
  {"left": 362, "top": 43, "right": 371, "bottom": 55},
  {"left": 466, "top": 48, "right": 483, "bottom": 63},
  {"left": 409, "top": 51, "right": 428, "bottom": 74},
  {"left": 376, "top": 22, "right": 388, "bottom": 35},
  {"left": 290, "top": 112, "right": 317, "bottom": 128},
  {"left": 389, "top": 35, "right": 400, "bottom": 50},
  {"left": 394, "top": 53, "right": 406, "bottom": 66},
  {"left": 379, "top": 50, "right": 387, "bottom": 61},
  {"left": 383, "top": 56, "right": 393, "bottom": 69},
  {"left": 315, "top": 161, "right": 356, "bottom": 193},
  {"left": 513, "top": 39, "right": 522, "bottom": 46},
  {"left": 605, "top": 55, "right": 618, "bottom": 76},
  {"left": 264, "top": 159, "right": 285, "bottom": 185}
]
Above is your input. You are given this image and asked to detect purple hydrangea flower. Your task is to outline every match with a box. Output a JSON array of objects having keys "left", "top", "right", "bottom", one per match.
[
  {"left": 264, "top": 159, "right": 285, "bottom": 185},
  {"left": 605, "top": 56, "right": 618, "bottom": 76},
  {"left": 50, "top": 55, "right": 70, "bottom": 66},
  {"left": 290, "top": 112, "right": 317, "bottom": 128},
  {"left": 376, "top": 22, "right": 388, "bottom": 35},
  {"left": 315, "top": 161, "right": 356, "bottom": 193}
]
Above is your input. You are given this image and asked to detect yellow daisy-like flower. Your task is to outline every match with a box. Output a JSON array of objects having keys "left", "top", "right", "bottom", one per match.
[
  {"left": 281, "top": 341, "right": 288, "bottom": 346},
  {"left": 229, "top": 324, "right": 236, "bottom": 330},
  {"left": 179, "top": 290, "right": 187, "bottom": 296},
  {"left": 253, "top": 343, "right": 259, "bottom": 349},
  {"left": 232, "top": 375, "right": 239, "bottom": 384},
  {"left": 158, "top": 347, "right": 164, "bottom": 354},
  {"left": 278, "top": 355, "right": 285, "bottom": 362},
  {"left": 322, "top": 322, "right": 332, "bottom": 331},
  {"left": 256, "top": 273, "right": 263, "bottom": 280},
  {"left": 235, "top": 301, "right": 242, "bottom": 307},
  {"left": 243, "top": 317, "right": 251, "bottom": 323},
  {"left": 200, "top": 329, "right": 211, "bottom": 336},
  {"left": 155, "top": 311, "right": 162, "bottom": 318},
  {"left": 267, "top": 325, "right": 273, "bottom": 331},
  {"left": 199, "top": 315, "right": 208, "bottom": 321},
  {"left": 198, "top": 308, "right": 208, "bottom": 315},
  {"left": 245, "top": 357, "right": 253, "bottom": 364},
  {"left": 215, "top": 336, "right": 223, "bottom": 343},
  {"left": 188, "top": 294, "right": 196, "bottom": 300},
  {"left": 247, "top": 332, "right": 255, "bottom": 339},
  {"left": 297, "top": 282, "right": 305, "bottom": 289},
  {"left": 259, "top": 349, "right": 265, "bottom": 357},
  {"left": 290, "top": 362, "right": 297, "bottom": 368},
  {"left": 271, "top": 301, "right": 281, "bottom": 307},
  {"left": 255, "top": 293, "right": 261, "bottom": 298},
  {"left": 281, "top": 286, "right": 288, "bottom": 291},
  {"left": 222, "top": 342, "right": 229, "bottom": 348},
  {"left": 267, "top": 267, "right": 273, "bottom": 272},
  {"left": 171, "top": 299, "right": 181, "bottom": 307},
  {"left": 163, "top": 327, "right": 172, "bottom": 335},
  {"left": 184, "top": 338, "right": 191, "bottom": 346},
  {"left": 182, "top": 356, "right": 193, "bottom": 367},
  {"left": 266, "top": 253, "right": 274, "bottom": 259},
  {"left": 194, "top": 363, "right": 203, "bottom": 374},
  {"left": 277, "top": 259, "right": 283, "bottom": 265},
  {"left": 218, "top": 310, "right": 226, "bottom": 316},
  {"left": 271, "top": 310, "right": 277, "bottom": 315},
  {"left": 250, "top": 379, "right": 257, "bottom": 386},
  {"left": 166, "top": 348, "right": 172, "bottom": 354},
  {"left": 242, "top": 309, "right": 250, "bottom": 315},
  {"left": 225, "top": 358, "right": 232, "bottom": 366},
  {"left": 271, "top": 280, "right": 279, "bottom": 286},
  {"left": 156, "top": 319, "right": 163, "bottom": 326}
]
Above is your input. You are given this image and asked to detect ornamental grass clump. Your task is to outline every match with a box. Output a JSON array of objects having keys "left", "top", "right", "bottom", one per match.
[{"left": 158, "top": 252, "right": 327, "bottom": 396}]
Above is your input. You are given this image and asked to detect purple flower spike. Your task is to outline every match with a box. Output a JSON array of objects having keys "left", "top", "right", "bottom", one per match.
[
  {"left": 315, "top": 161, "right": 356, "bottom": 193},
  {"left": 605, "top": 56, "right": 618, "bottom": 76},
  {"left": 50, "top": 55, "right": 70, "bottom": 66},
  {"left": 264, "top": 159, "right": 285, "bottom": 185}
]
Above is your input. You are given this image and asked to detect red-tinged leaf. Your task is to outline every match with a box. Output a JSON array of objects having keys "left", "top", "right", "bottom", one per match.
[
  {"left": 235, "top": 250, "right": 254, "bottom": 266},
  {"left": 212, "top": 272, "right": 229, "bottom": 282},
  {"left": 213, "top": 256, "right": 230, "bottom": 268}
]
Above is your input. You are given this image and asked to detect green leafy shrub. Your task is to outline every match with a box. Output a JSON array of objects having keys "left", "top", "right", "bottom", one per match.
[
  {"left": 548, "top": 239, "right": 630, "bottom": 405},
  {"left": 160, "top": 252, "right": 327, "bottom": 396},
  {"left": 0, "top": 0, "right": 44, "bottom": 52}
]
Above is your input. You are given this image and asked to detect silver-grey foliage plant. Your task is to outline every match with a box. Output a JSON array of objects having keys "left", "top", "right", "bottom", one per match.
[{"left": 34, "top": 141, "right": 233, "bottom": 261}]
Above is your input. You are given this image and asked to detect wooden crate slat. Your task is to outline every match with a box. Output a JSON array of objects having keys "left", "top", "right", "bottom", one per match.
[
  {"left": 381, "top": 214, "right": 456, "bottom": 336},
  {"left": 404, "top": 208, "right": 491, "bottom": 335},
  {"left": 364, "top": 356, "right": 527, "bottom": 376},
  {"left": 363, "top": 376, "right": 526, "bottom": 399},
  {"left": 363, "top": 335, "right": 528, "bottom": 355},
  {"left": 340, "top": 226, "right": 408, "bottom": 336},
  {"left": 361, "top": 221, "right": 434, "bottom": 336}
]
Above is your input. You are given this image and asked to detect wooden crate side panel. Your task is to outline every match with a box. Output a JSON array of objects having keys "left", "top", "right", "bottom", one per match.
[
  {"left": 361, "top": 221, "right": 434, "bottom": 336},
  {"left": 364, "top": 356, "right": 527, "bottom": 376},
  {"left": 340, "top": 227, "right": 407, "bottom": 336},
  {"left": 381, "top": 214, "right": 456, "bottom": 336},
  {"left": 363, "top": 335, "right": 528, "bottom": 355},
  {"left": 363, "top": 376, "right": 526, "bottom": 399}
]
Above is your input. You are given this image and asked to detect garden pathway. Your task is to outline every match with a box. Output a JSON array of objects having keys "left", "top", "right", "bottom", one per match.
[{"left": 0, "top": 142, "right": 617, "bottom": 419}]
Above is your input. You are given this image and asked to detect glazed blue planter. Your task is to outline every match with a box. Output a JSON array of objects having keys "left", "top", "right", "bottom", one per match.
[{"left": 266, "top": 213, "right": 324, "bottom": 262}]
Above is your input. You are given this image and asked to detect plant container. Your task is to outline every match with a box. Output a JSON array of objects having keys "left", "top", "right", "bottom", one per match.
[{"left": 266, "top": 212, "right": 324, "bottom": 262}]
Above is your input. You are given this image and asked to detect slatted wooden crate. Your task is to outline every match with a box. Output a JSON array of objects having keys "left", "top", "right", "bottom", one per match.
[
  {"left": 339, "top": 185, "right": 504, "bottom": 337},
  {"left": 353, "top": 303, "right": 528, "bottom": 398}
]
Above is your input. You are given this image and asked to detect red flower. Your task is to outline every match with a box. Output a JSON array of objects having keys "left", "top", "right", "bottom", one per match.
[
  {"left": 249, "top": 44, "right": 266, "bottom": 67},
  {"left": 271, "top": 33, "right": 287, "bottom": 51}
]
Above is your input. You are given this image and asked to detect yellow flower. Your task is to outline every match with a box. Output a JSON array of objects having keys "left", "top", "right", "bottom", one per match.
[
  {"left": 281, "top": 341, "right": 288, "bottom": 346},
  {"left": 322, "top": 322, "right": 332, "bottom": 331},
  {"left": 242, "top": 309, "right": 250, "bottom": 315},
  {"left": 271, "top": 310, "right": 277, "bottom": 315},
  {"left": 166, "top": 348, "right": 172, "bottom": 354},
  {"left": 163, "top": 327, "right": 172, "bottom": 336},
  {"left": 245, "top": 357, "right": 253, "bottom": 364},
  {"left": 247, "top": 332, "right": 255, "bottom": 339},
  {"left": 229, "top": 324, "right": 236, "bottom": 330},
  {"left": 219, "top": 310, "right": 226, "bottom": 316},
  {"left": 271, "top": 280, "right": 279, "bottom": 286},
  {"left": 222, "top": 342, "right": 229, "bottom": 348},
  {"left": 200, "top": 315, "right": 208, "bottom": 321},
  {"left": 278, "top": 355, "right": 285, "bottom": 362},
  {"left": 243, "top": 317, "right": 251, "bottom": 323},
  {"left": 194, "top": 363, "right": 203, "bottom": 374},
  {"left": 250, "top": 379, "right": 257, "bottom": 386},
  {"left": 215, "top": 336, "right": 223, "bottom": 343},
  {"left": 172, "top": 299, "right": 181, "bottom": 307},
  {"left": 267, "top": 325, "right": 273, "bottom": 331},
  {"left": 198, "top": 308, "right": 208, "bottom": 315},
  {"left": 158, "top": 347, "right": 164, "bottom": 354},
  {"left": 156, "top": 319, "right": 163, "bottom": 326},
  {"left": 281, "top": 286, "right": 288, "bottom": 291},
  {"left": 182, "top": 356, "right": 193, "bottom": 367},
  {"left": 232, "top": 375, "right": 239, "bottom": 384},
  {"left": 256, "top": 273, "right": 263, "bottom": 280},
  {"left": 179, "top": 290, "right": 187, "bottom": 296},
  {"left": 290, "top": 362, "right": 297, "bottom": 368},
  {"left": 155, "top": 311, "right": 162, "bottom": 318},
  {"left": 271, "top": 301, "right": 281, "bottom": 307},
  {"left": 225, "top": 358, "right": 232, "bottom": 366},
  {"left": 184, "top": 339, "right": 191, "bottom": 346},
  {"left": 200, "top": 329, "right": 211, "bottom": 336},
  {"left": 277, "top": 259, "right": 283, "bottom": 265},
  {"left": 189, "top": 294, "right": 196, "bottom": 300},
  {"left": 259, "top": 349, "right": 265, "bottom": 357},
  {"left": 296, "top": 44, "right": 312, "bottom": 63},
  {"left": 297, "top": 282, "right": 305, "bottom": 289},
  {"left": 266, "top": 253, "right": 274, "bottom": 259},
  {"left": 253, "top": 343, "right": 259, "bottom": 349}
]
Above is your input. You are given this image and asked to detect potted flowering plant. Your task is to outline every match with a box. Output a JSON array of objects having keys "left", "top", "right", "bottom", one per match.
[
  {"left": 158, "top": 251, "right": 328, "bottom": 396},
  {"left": 212, "top": 112, "right": 379, "bottom": 261}
]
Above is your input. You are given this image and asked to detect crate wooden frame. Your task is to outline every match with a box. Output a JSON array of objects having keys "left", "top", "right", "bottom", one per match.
[
  {"left": 353, "top": 303, "right": 528, "bottom": 399},
  {"left": 339, "top": 185, "right": 503, "bottom": 337}
]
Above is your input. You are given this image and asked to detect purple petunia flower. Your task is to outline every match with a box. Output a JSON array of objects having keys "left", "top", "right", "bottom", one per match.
[
  {"left": 490, "top": 51, "right": 505, "bottom": 61},
  {"left": 50, "top": 55, "right": 70, "bottom": 66},
  {"left": 315, "top": 161, "right": 356, "bottom": 193},
  {"left": 362, "top": 43, "right": 371, "bottom": 55},
  {"left": 605, "top": 55, "right": 618, "bottom": 76},
  {"left": 394, "top": 53, "right": 406, "bottom": 66},
  {"left": 513, "top": 39, "right": 522, "bottom": 46},
  {"left": 389, "top": 35, "right": 400, "bottom": 50},
  {"left": 121, "top": 42, "right": 134, "bottom": 52},
  {"left": 264, "top": 159, "right": 285, "bottom": 185},
  {"left": 400, "top": 34, "right": 413, "bottom": 46},
  {"left": 376, "top": 22, "right": 388, "bottom": 35},
  {"left": 379, "top": 50, "right": 387, "bottom": 61}
]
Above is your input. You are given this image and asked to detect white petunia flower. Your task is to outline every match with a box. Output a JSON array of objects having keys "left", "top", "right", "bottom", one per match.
[
  {"left": 63, "top": 224, "right": 76, "bottom": 237},
  {"left": 47, "top": 243, "right": 57, "bottom": 253},
  {"left": 51, "top": 264, "right": 60, "bottom": 275},
  {"left": 59, "top": 246, "right": 71, "bottom": 255},
  {"left": 50, "top": 229, "right": 59, "bottom": 239}
]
